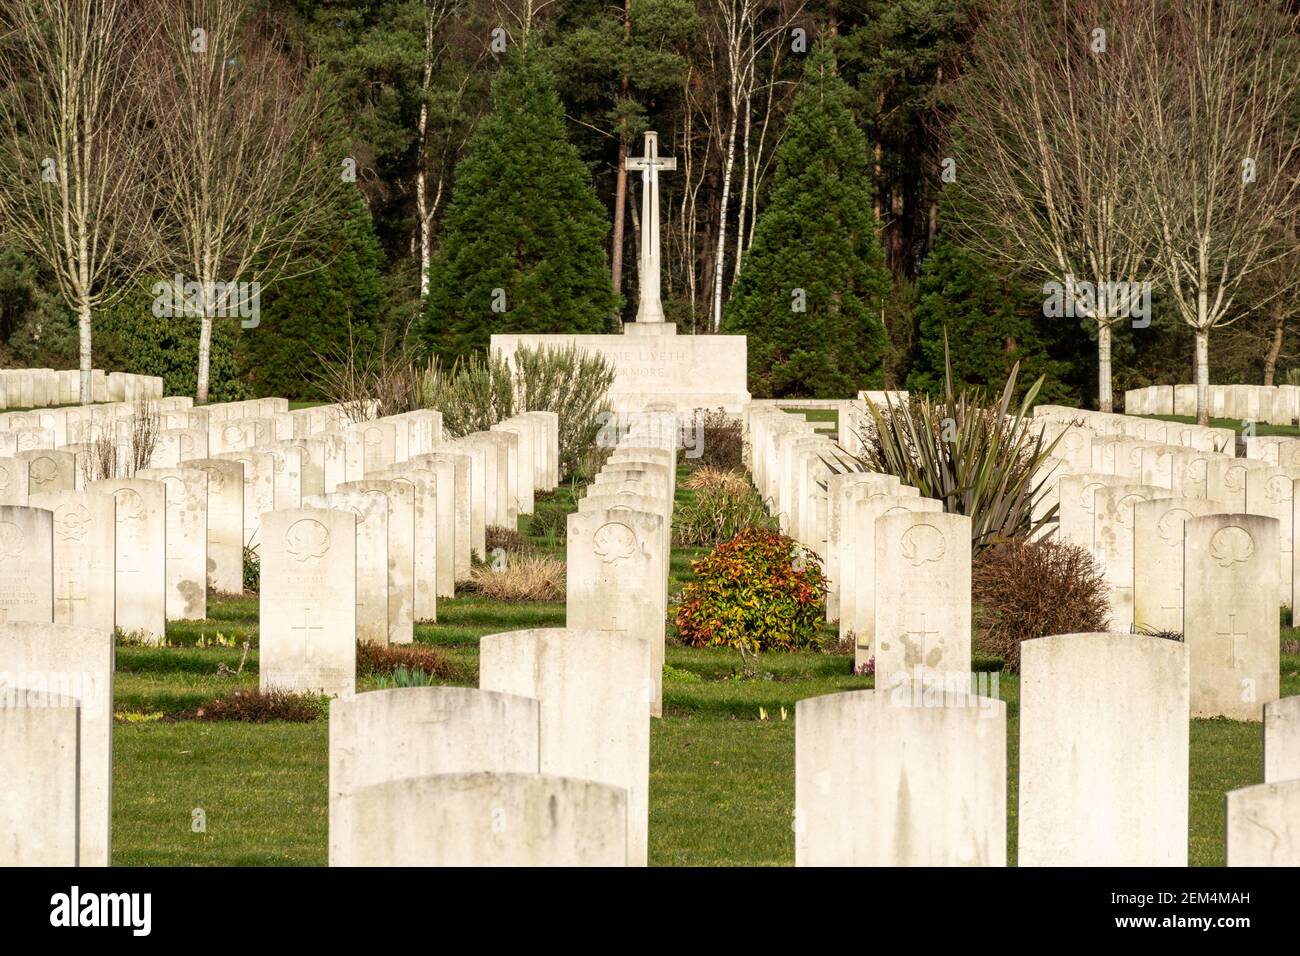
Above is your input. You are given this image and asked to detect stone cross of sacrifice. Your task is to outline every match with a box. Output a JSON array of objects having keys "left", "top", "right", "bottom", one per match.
[{"left": 627, "top": 131, "right": 676, "bottom": 324}]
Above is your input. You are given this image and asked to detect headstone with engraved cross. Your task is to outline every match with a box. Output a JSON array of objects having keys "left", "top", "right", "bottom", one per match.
[
  {"left": 1133, "top": 497, "right": 1222, "bottom": 635},
  {"left": 260, "top": 507, "right": 357, "bottom": 696},
  {"left": 28, "top": 490, "right": 115, "bottom": 634},
  {"left": 874, "top": 511, "right": 972, "bottom": 689},
  {"left": 1184, "top": 513, "right": 1280, "bottom": 721},
  {"left": 89, "top": 478, "right": 166, "bottom": 643},
  {"left": 567, "top": 505, "right": 665, "bottom": 718}
]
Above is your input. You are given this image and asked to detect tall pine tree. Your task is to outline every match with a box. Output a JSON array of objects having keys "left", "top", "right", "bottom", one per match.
[
  {"left": 722, "top": 45, "right": 890, "bottom": 398},
  {"left": 420, "top": 55, "right": 616, "bottom": 360}
]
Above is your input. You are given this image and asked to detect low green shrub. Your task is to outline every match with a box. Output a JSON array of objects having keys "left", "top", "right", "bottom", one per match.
[{"left": 673, "top": 528, "right": 827, "bottom": 653}]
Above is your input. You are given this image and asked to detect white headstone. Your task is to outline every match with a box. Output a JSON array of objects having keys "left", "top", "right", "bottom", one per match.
[
  {"left": 328, "top": 686, "right": 540, "bottom": 865},
  {"left": 795, "top": 688, "right": 1005, "bottom": 866},
  {"left": 874, "top": 511, "right": 972, "bottom": 688},
  {"left": 0, "top": 622, "right": 114, "bottom": 866},
  {"left": 1226, "top": 780, "right": 1300, "bottom": 866},
  {"left": 1184, "top": 513, "right": 1280, "bottom": 721},
  {"left": 89, "top": 478, "right": 167, "bottom": 643},
  {"left": 27, "top": 491, "right": 115, "bottom": 633},
  {"left": 335, "top": 772, "right": 628, "bottom": 866},
  {"left": 259, "top": 507, "right": 357, "bottom": 696},
  {"left": 1264, "top": 696, "right": 1300, "bottom": 783},
  {"left": 480, "top": 627, "right": 651, "bottom": 866},
  {"left": 1018, "top": 632, "right": 1188, "bottom": 866},
  {"left": 0, "top": 505, "right": 53, "bottom": 624}
]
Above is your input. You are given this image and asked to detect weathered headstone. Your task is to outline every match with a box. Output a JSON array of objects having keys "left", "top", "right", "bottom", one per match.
[
  {"left": 328, "top": 686, "right": 540, "bottom": 865},
  {"left": 334, "top": 772, "right": 628, "bottom": 866},
  {"left": 480, "top": 627, "right": 651, "bottom": 866},
  {"left": 874, "top": 511, "right": 972, "bottom": 688},
  {"left": 0, "top": 505, "right": 53, "bottom": 624},
  {"left": 1184, "top": 513, "right": 1280, "bottom": 721},
  {"left": 795, "top": 688, "right": 1005, "bottom": 866},
  {"left": 1226, "top": 780, "right": 1300, "bottom": 866},
  {"left": 89, "top": 478, "right": 167, "bottom": 643},
  {"left": 0, "top": 622, "right": 114, "bottom": 866},
  {"left": 0, "top": 691, "right": 80, "bottom": 866},
  {"left": 180, "top": 459, "right": 243, "bottom": 593},
  {"left": 337, "top": 481, "right": 415, "bottom": 644},
  {"left": 1264, "top": 696, "right": 1300, "bottom": 783},
  {"left": 1092, "top": 484, "right": 1166, "bottom": 631},
  {"left": 27, "top": 491, "right": 115, "bottom": 634},
  {"left": 259, "top": 507, "right": 357, "bottom": 696},
  {"left": 1132, "top": 497, "right": 1221, "bottom": 634},
  {"left": 1018, "top": 633, "right": 1188, "bottom": 866},
  {"left": 137, "top": 467, "right": 209, "bottom": 621},
  {"left": 303, "top": 492, "right": 389, "bottom": 646}
]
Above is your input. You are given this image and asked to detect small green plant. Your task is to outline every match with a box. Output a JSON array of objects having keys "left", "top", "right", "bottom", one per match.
[
  {"left": 526, "top": 499, "right": 570, "bottom": 540},
  {"left": 673, "top": 528, "right": 827, "bottom": 654},
  {"left": 243, "top": 544, "right": 260, "bottom": 593},
  {"left": 374, "top": 666, "right": 438, "bottom": 688},
  {"left": 662, "top": 664, "right": 702, "bottom": 684}
]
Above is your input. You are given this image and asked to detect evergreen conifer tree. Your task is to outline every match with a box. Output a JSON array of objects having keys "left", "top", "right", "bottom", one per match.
[
  {"left": 421, "top": 56, "right": 616, "bottom": 360},
  {"left": 722, "top": 45, "right": 890, "bottom": 398}
]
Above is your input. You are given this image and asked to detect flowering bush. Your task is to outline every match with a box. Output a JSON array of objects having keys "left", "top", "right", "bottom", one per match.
[{"left": 673, "top": 528, "right": 827, "bottom": 653}]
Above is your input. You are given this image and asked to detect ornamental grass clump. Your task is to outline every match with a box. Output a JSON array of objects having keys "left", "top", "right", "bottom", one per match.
[{"left": 673, "top": 527, "right": 826, "bottom": 653}]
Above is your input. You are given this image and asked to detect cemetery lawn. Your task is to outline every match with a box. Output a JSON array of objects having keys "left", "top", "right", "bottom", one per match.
[
  {"left": 110, "top": 468, "right": 1300, "bottom": 867},
  {"left": 1145, "top": 413, "right": 1300, "bottom": 438}
]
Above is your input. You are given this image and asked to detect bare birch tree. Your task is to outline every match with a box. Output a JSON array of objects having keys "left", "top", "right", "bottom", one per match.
[
  {"left": 0, "top": 0, "right": 152, "bottom": 402},
  {"left": 947, "top": 0, "right": 1155, "bottom": 412},
  {"left": 705, "top": 0, "right": 801, "bottom": 332},
  {"left": 1135, "top": 0, "right": 1300, "bottom": 425},
  {"left": 143, "top": 0, "right": 347, "bottom": 403}
]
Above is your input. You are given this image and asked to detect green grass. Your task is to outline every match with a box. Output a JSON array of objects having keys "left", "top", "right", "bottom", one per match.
[
  {"left": 1145, "top": 412, "right": 1300, "bottom": 438},
  {"left": 109, "top": 464, "right": 1300, "bottom": 866}
]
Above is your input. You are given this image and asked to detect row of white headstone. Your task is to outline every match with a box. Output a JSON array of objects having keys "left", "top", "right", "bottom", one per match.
[
  {"left": 8, "top": 621, "right": 1295, "bottom": 865},
  {"left": 255, "top": 410, "right": 560, "bottom": 697},
  {"left": 744, "top": 402, "right": 974, "bottom": 685},
  {"left": 795, "top": 635, "right": 1300, "bottom": 866},
  {"left": 319, "top": 412, "right": 679, "bottom": 866},
  {"left": 1126, "top": 382, "right": 1300, "bottom": 426},
  {"left": 330, "top": 627, "right": 650, "bottom": 865},
  {"left": 0, "top": 368, "right": 163, "bottom": 410},
  {"left": 1, "top": 394, "right": 559, "bottom": 643},
  {"left": 1033, "top": 405, "right": 1283, "bottom": 722}
]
